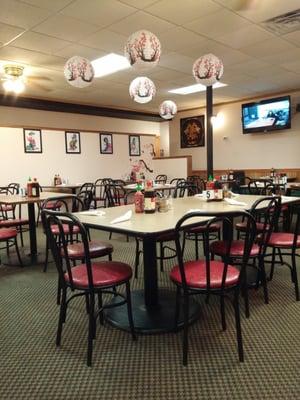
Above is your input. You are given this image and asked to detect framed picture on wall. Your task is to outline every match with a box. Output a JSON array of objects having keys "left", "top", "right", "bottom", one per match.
[
  {"left": 65, "top": 131, "right": 81, "bottom": 154},
  {"left": 100, "top": 133, "right": 113, "bottom": 154},
  {"left": 129, "top": 135, "right": 140, "bottom": 156},
  {"left": 180, "top": 116, "right": 205, "bottom": 148},
  {"left": 23, "top": 129, "right": 42, "bottom": 153}
]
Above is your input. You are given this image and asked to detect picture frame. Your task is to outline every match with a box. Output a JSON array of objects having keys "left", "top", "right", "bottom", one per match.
[
  {"left": 65, "top": 131, "right": 81, "bottom": 154},
  {"left": 23, "top": 129, "right": 42, "bottom": 153},
  {"left": 129, "top": 135, "right": 141, "bottom": 156},
  {"left": 180, "top": 116, "right": 205, "bottom": 148},
  {"left": 100, "top": 133, "right": 113, "bottom": 154}
]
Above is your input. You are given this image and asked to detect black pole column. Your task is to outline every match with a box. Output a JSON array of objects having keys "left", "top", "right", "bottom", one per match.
[{"left": 206, "top": 85, "right": 213, "bottom": 179}]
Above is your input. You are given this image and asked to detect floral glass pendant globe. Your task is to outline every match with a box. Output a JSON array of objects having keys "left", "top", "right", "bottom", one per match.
[
  {"left": 192, "top": 53, "right": 223, "bottom": 86},
  {"left": 125, "top": 30, "right": 161, "bottom": 70},
  {"left": 159, "top": 100, "right": 177, "bottom": 120},
  {"left": 129, "top": 77, "right": 156, "bottom": 104},
  {"left": 64, "top": 56, "right": 94, "bottom": 88}
]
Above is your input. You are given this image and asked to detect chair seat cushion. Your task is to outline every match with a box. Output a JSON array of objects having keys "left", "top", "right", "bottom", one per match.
[
  {"left": 0, "top": 205, "right": 14, "bottom": 212},
  {"left": 65, "top": 261, "right": 132, "bottom": 288},
  {"left": 42, "top": 201, "right": 62, "bottom": 210},
  {"left": 64, "top": 240, "right": 113, "bottom": 259},
  {"left": 186, "top": 222, "right": 221, "bottom": 234},
  {"left": 210, "top": 240, "right": 260, "bottom": 257},
  {"left": 236, "top": 221, "right": 269, "bottom": 232},
  {"left": 51, "top": 223, "right": 80, "bottom": 235},
  {"left": 0, "top": 218, "right": 29, "bottom": 227},
  {"left": 0, "top": 228, "right": 18, "bottom": 240},
  {"left": 170, "top": 260, "right": 239, "bottom": 289},
  {"left": 267, "top": 232, "right": 300, "bottom": 248}
]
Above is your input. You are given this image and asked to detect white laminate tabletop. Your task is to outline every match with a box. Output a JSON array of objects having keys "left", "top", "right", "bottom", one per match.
[
  {"left": 74, "top": 194, "right": 300, "bottom": 237},
  {"left": 123, "top": 183, "right": 176, "bottom": 191}
]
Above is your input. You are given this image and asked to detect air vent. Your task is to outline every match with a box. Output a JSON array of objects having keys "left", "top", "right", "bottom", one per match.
[{"left": 262, "top": 9, "right": 300, "bottom": 35}]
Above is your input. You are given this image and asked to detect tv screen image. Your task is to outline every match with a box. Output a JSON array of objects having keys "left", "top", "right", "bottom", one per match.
[{"left": 242, "top": 96, "right": 291, "bottom": 134}]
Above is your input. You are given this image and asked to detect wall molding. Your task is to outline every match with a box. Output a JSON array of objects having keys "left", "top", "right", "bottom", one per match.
[{"left": 0, "top": 95, "right": 163, "bottom": 122}]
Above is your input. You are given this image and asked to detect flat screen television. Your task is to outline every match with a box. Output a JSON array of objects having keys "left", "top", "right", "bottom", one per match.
[{"left": 242, "top": 95, "right": 291, "bottom": 134}]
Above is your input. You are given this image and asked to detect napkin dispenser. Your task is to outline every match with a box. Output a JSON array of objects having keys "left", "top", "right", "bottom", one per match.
[{"left": 203, "top": 189, "right": 223, "bottom": 201}]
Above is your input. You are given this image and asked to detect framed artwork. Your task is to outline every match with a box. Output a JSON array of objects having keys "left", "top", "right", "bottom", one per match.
[
  {"left": 65, "top": 131, "right": 81, "bottom": 154},
  {"left": 23, "top": 129, "right": 42, "bottom": 153},
  {"left": 129, "top": 135, "right": 140, "bottom": 156},
  {"left": 100, "top": 133, "right": 113, "bottom": 154},
  {"left": 180, "top": 116, "right": 205, "bottom": 148}
]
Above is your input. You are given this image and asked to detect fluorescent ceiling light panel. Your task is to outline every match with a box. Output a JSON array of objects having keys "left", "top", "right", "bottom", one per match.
[
  {"left": 168, "top": 82, "right": 227, "bottom": 95},
  {"left": 92, "top": 53, "right": 130, "bottom": 77}
]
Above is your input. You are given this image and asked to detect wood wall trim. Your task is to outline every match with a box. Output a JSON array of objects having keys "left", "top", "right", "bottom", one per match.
[
  {"left": 1, "top": 124, "right": 158, "bottom": 137},
  {"left": 192, "top": 168, "right": 300, "bottom": 180},
  {"left": 0, "top": 95, "right": 163, "bottom": 122}
]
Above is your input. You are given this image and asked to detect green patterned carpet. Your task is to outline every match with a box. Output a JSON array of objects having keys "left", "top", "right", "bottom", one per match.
[{"left": 0, "top": 228, "right": 299, "bottom": 400}]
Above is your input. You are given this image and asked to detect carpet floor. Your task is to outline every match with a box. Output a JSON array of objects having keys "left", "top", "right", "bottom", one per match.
[{"left": 0, "top": 228, "right": 299, "bottom": 400}]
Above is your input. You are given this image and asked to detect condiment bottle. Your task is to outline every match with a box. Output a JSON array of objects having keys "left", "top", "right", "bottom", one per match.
[
  {"left": 206, "top": 175, "right": 215, "bottom": 190},
  {"left": 54, "top": 174, "right": 58, "bottom": 186},
  {"left": 144, "top": 180, "right": 156, "bottom": 214},
  {"left": 134, "top": 182, "right": 144, "bottom": 213}
]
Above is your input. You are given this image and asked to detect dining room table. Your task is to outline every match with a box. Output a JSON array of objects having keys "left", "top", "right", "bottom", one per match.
[
  {"left": 0, "top": 191, "right": 69, "bottom": 266},
  {"left": 41, "top": 183, "right": 82, "bottom": 195},
  {"left": 74, "top": 193, "right": 300, "bottom": 334}
]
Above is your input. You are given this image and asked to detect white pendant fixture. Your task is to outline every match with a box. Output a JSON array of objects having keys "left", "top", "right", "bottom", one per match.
[
  {"left": 192, "top": 53, "right": 223, "bottom": 86},
  {"left": 129, "top": 77, "right": 156, "bottom": 104},
  {"left": 159, "top": 100, "right": 177, "bottom": 119},
  {"left": 64, "top": 56, "right": 94, "bottom": 88},
  {"left": 125, "top": 30, "right": 161, "bottom": 70}
]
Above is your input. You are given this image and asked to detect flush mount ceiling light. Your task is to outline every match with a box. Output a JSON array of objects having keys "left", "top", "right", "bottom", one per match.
[
  {"left": 125, "top": 30, "right": 161, "bottom": 70},
  {"left": 64, "top": 56, "right": 94, "bottom": 88},
  {"left": 2, "top": 65, "right": 25, "bottom": 94},
  {"left": 193, "top": 53, "right": 224, "bottom": 87},
  {"left": 91, "top": 53, "right": 130, "bottom": 77},
  {"left": 168, "top": 81, "right": 227, "bottom": 95}
]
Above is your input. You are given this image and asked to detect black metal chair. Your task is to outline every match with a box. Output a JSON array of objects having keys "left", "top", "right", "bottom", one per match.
[
  {"left": 43, "top": 209, "right": 136, "bottom": 366},
  {"left": 170, "top": 210, "right": 256, "bottom": 365},
  {"left": 155, "top": 174, "right": 167, "bottom": 184}
]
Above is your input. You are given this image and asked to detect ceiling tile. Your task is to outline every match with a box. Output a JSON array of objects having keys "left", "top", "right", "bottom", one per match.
[
  {"left": 215, "top": 24, "right": 275, "bottom": 49},
  {"left": 10, "top": 31, "right": 71, "bottom": 54},
  {"left": 0, "top": 22, "right": 25, "bottom": 45},
  {"left": 80, "top": 29, "right": 127, "bottom": 53},
  {"left": 108, "top": 11, "right": 175, "bottom": 36},
  {"left": 118, "top": 0, "right": 160, "bottom": 9},
  {"left": 54, "top": 44, "right": 105, "bottom": 60},
  {"left": 280, "top": 60, "right": 300, "bottom": 74},
  {"left": 33, "top": 14, "right": 100, "bottom": 42},
  {"left": 17, "top": 0, "right": 74, "bottom": 12},
  {"left": 0, "top": 0, "right": 51, "bottom": 29},
  {"left": 159, "top": 52, "right": 195, "bottom": 74},
  {"left": 145, "top": 0, "right": 221, "bottom": 24},
  {"left": 261, "top": 48, "right": 300, "bottom": 65},
  {"left": 158, "top": 27, "right": 206, "bottom": 52},
  {"left": 240, "top": 37, "right": 295, "bottom": 58},
  {"left": 282, "top": 30, "right": 300, "bottom": 46},
  {"left": 186, "top": 9, "right": 251, "bottom": 39},
  {"left": 60, "top": 0, "right": 137, "bottom": 28}
]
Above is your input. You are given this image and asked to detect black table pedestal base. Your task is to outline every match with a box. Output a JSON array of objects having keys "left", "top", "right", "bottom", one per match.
[
  {"left": 105, "top": 288, "right": 201, "bottom": 334},
  {"left": 1, "top": 248, "right": 46, "bottom": 267}
]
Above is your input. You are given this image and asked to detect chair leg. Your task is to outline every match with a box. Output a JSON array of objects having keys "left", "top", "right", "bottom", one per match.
[
  {"left": 57, "top": 276, "right": 62, "bottom": 306},
  {"left": 160, "top": 242, "right": 164, "bottom": 272},
  {"left": 220, "top": 295, "right": 226, "bottom": 330},
  {"left": 56, "top": 287, "right": 67, "bottom": 346},
  {"left": 43, "top": 238, "right": 49, "bottom": 272},
  {"left": 259, "top": 257, "right": 269, "bottom": 304},
  {"left": 19, "top": 226, "right": 24, "bottom": 247},
  {"left": 233, "top": 289, "right": 244, "bottom": 362},
  {"left": 182, "top": 293, "right": 189, "bottom": 366},
  {"left": 14, "top": 237, "right": 23, "bottom": 267},
  {"left": 291, "top": 252, "right": 299, "bottom": 301},
  {"left": 87, "top": 293, "right": 95, "bottom": 367},
  {"left": 242, "top": 269, "right": 250, "bottom": 318},
  {"left": 134, "top": 238, "right": 140, "bottom": 279},
  {"left": 174, "top": 286, "right": 181, "bottom": 332},
  {"left": 125, "top": 281, "right": 136, "bottom": 341},
  {"left": 97, "top": 291, "right": 104, "bottom": 325},
  {"left": 269, "top": 247, "right": 276, "bottom": 281}
]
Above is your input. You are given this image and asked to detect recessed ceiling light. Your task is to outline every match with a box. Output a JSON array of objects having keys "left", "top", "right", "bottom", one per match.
[
  {"left": 168, "top": 81, "right": 227, "bottom": 95},
  {"left": 91, "top": 53, "right": 130, "bottom": 78}
]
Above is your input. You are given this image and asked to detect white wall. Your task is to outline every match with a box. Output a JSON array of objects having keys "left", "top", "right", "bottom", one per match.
[
  {"left": 153, "top": 158, "right": 188, "bottom": 181},
  {"left": 159, "top": 121, "right": 170, "bottom": 156},
  {"left": 169, "top": 92, "right": 300, "bottom": 170}
]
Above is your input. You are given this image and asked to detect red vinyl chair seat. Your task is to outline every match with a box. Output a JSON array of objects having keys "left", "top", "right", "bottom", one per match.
[
  {"left": 51, "top": 223, "right": 80, "bottom": 235},
  {"left": 170, "top": 259, "right": 239, "bottom": 289},
  {"left": 0, "top": 218, "right": 29, "bottom": 227},
  {"left": 0, "top": 228, "right": 18, "bottom": 240},
  {"left": 267, "top": 232, "right": 300, "bottom": 248},
  {"left": 64, "top": 261, "right": 132, "bottom": 288},
  {"left": 63, "top": 240, "right": 113, "bottom": 259},
  {"left": 0, "top": 205, "right": 14, "bottom": 212},
  {"left": 156, "top": 232, "right": 176, "bottom": 242},
  {"left": 210, "top": 240, "right": 260, "bottom": 257},
  {"left": 187, "top": 222, "right": 221, "bottom": 234},
  {"left": 43, "top": 201, "right": 62, "bottom": 210},
  {"left": 236, "top": 221, "right": 269, "bottom": 232}
]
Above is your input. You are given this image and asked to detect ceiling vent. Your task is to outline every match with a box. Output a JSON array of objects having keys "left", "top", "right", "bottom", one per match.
[{"left": 262, "top": 9, "right": 300, "bottom": 35}]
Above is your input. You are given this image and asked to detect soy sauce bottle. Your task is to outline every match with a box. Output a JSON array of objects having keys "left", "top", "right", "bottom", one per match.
[{"left": 144, "top": 180, "right": 156, "bottom": 214}]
